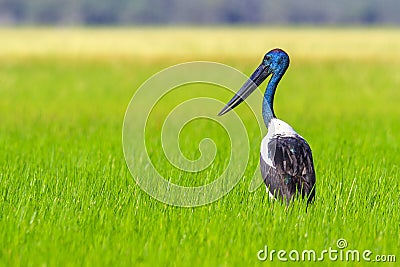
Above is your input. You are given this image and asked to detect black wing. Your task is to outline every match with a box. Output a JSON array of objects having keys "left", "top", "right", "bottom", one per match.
[{"left": 260, "top": 135, "right": 316, "bottom": 203}]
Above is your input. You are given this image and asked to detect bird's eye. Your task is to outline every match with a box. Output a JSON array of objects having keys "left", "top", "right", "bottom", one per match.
[{"left": 264, "top": 55, "right": 271, "bottom": 64}]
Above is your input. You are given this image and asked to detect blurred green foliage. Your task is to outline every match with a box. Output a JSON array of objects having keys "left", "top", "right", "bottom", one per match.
[{"left": 0, "top": 0, "right": 400, "bottom": 25}]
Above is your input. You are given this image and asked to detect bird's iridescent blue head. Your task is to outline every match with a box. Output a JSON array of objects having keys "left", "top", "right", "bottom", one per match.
[
  {"left": 218, "top": 48, "right": 290, "bottom": 116},
  {"left": 263, "top": 49, "right": 290, "bottom": 75}
]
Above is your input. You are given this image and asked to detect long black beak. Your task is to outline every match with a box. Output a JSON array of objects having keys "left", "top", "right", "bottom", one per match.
[{"left": 218, "top": 64, "right": 270, "bottom": 116}]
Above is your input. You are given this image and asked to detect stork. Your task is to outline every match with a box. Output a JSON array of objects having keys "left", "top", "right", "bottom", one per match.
[{"left": 219, "top": 49, "right": 316, "bottom": 204}]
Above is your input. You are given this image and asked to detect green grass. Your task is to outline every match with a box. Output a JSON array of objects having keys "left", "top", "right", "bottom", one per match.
[{"left": 1, "top": 28, "right": 400, "bottom": 266}]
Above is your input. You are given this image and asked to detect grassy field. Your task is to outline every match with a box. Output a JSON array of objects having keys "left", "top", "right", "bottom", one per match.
[{"left": 1, "top": 28, "right": 400, "bottom": 266}]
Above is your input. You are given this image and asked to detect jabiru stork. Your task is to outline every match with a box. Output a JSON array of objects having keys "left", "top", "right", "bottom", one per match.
[{"left": 218, "top": 48, "right": 316, "bottom": 204}]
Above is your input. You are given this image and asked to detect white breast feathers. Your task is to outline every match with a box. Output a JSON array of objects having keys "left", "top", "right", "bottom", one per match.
[{"left": 260, "top": 118, "right": 300, "bottom": 168}]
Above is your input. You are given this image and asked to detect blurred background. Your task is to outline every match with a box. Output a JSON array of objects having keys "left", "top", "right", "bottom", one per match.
[{"left": 0, "top": 0, "right": 400, "bottom": 26}]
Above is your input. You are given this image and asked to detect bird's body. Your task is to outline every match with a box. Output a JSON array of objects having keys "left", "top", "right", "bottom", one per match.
[
  {"left": 260, "top": 118, "right": 315, "bottom": 203},
  {"left": 219, "top": 48, "right": 316, "bottom": 204}
]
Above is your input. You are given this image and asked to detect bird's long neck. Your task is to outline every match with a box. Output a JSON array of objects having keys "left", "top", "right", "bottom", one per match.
[{"left": 262, "top": 72, "right": 284, "bottom": 127}]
